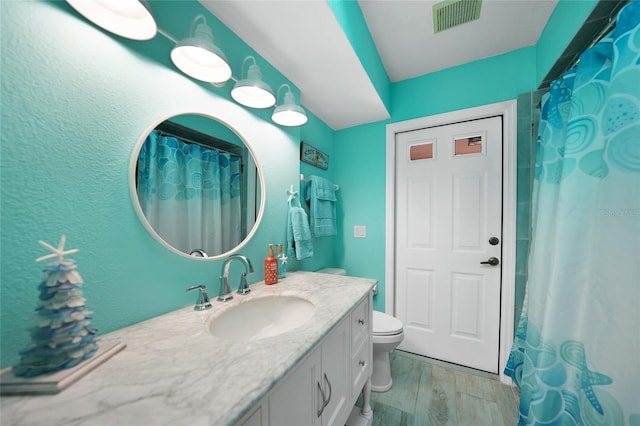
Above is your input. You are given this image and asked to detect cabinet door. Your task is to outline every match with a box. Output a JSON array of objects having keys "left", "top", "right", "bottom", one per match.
[
  {"left": 350, "top": 336, "right": 372, "bottom": 399},
  {"left": 239, "top": 404, "right": 267, "bottom": 426},
  {"left": 269, "top": 348, "right": 321, "bottom": 426},
  {"left": 320, "top": 319, "right": 350, "bottom": 426}
]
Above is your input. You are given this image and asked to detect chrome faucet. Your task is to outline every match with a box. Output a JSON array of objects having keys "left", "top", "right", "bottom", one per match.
[{"left": 218, "top": 254, "right": 254, "bottom": 302}]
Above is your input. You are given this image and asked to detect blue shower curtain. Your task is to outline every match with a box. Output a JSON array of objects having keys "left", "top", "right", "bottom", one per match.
[
  {"left": 505, "top": 2, "right": 640, "bottom": 425},
  {"left": 137, "top": 130, "right": 242, "bottom": 255}
]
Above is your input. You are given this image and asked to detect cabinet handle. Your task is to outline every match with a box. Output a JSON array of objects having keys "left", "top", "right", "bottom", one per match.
[
  {"left": 358, "top": 318, "right": 365, "bottom": 325},
  {"left": 323, "top": 373, "right": 332, "bottom": 408},
  {"left": 317, "top": 381, "right": 326, "bottom": 417},
  {"left": 359, "top": 360, "right": 366, "bottom": 367}
]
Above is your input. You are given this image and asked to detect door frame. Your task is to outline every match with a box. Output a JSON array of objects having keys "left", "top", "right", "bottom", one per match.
[{"left": 385, "top": 100, "right": 517, "bottom": 384}]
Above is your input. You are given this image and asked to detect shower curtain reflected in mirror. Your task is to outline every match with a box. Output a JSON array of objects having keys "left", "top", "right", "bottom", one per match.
[
  {"left": 136, "top": 130, "right": 242, "bottom": 255},
  {"left": 505, "top": 2, "right": 640, "bottom": 425}
]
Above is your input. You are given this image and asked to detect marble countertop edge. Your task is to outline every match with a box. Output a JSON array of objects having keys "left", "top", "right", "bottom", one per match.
[{"left": 1, "top": 271, "right": 377, "bottom": 426}]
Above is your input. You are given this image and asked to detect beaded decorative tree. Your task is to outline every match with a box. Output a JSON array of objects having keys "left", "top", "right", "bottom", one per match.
[{"left": 13, "top": 236, "right": 98, "bottom": 378}]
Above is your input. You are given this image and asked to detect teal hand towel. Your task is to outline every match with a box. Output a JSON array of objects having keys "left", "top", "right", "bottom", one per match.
[
  {"left": 305, "top": 175, "right": 337, "bottom": 237},
  {"left": 287, "top": 197, "right": 313, "bottom": 260}
]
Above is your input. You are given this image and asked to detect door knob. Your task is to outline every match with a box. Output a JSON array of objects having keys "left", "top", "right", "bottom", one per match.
[
  {"left": 489, "top": 237, "right": 500, "bottom": 245},
  {"left": 480, "top": 257, "right": 500, "bottom": 266}
]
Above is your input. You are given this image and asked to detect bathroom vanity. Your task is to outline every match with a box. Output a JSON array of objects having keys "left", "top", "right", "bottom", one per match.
[{"left": 0, "top": 272, "right": 375, "bottom": 426}]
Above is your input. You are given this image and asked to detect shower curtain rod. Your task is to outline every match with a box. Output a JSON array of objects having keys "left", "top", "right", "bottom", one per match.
[
  {"left": 566, "top": 17, "right": 617, "bottom": 72},
  {"left": 155, "top": 121, "right": 243, "bottom": 158},
  {"left": 155, "top": 129, "right": 238, "bottom": 157},
  {"left": 539, "top": 0, "right": 629, "bottom": 89}
]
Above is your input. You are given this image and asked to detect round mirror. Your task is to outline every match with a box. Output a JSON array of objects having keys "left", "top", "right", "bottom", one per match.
[{"left": 129, "top": 113, "right": 264, "bottom": 259}]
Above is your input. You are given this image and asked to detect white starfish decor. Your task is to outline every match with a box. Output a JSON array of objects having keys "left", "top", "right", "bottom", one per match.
[
  {"left": 12, "top": 234, "right": 98, "bottom": 378},
  {"left": 36, "top": 235, "right": 79, "bottom": 263}
]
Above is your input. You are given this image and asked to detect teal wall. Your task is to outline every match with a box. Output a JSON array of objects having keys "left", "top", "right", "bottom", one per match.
[
  {"left": 0, "top": 0, "right": 597, "bottom": 367},
  {"left": 333, "top": 121, "right": 388, "bottom": 307},
  {"left": 296, "top": 109, "right": 339, "bottom": 273},
  {"left": 0, "top": 0, "right": 332, "bottom": 368},
  {"left": 535, "top": 0, "right": 599, "bottom": 83},
  {"left": 392, "top": 47, "right": 537, "bottom": 122},
  {"left": 332, "top": 1, "right": 597, "bottom": 312},
  {"left": 327, "top": 0, "right": 391, "bottom": 113}
]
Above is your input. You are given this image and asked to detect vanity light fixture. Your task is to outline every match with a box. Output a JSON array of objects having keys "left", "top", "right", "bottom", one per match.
[
  {"left": 231, "top": 56, "right": 276, "bottom": 109},
  {"left": 65, "top": 0, "right": 157, "bottom": 41},
  {"left": 272, "top": 84, "right": 308, "bottom": 127},
  {"left": 67, "top": 4, "right": 308, "bottom": 127},
  {"left": 170, "top": 14, "right": 232, "bottom": 84}
]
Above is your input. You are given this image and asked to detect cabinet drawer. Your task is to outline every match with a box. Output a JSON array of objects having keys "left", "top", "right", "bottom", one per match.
[
  {"left": 350, "top": 336, "right": 371, "bottom": 398},
  {"left": 350, "top": 297, "right": 370, "bottom": 349}
]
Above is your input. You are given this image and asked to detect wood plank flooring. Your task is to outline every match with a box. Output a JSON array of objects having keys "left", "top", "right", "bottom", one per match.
[{"left": 366, "top": 350, "right": 520, "bottom": 426}]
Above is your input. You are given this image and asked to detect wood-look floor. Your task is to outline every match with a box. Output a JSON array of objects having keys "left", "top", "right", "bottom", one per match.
[{"left": 367, "top": 350, "right": 520, "bottom": 426}]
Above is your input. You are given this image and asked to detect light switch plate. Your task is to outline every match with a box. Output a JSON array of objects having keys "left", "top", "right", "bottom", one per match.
[{"left": 354, "top": 225, "right": 366, "bottom": 238}]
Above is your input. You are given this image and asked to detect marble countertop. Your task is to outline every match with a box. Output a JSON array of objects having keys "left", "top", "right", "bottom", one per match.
[{"left": 1, "top": 271, "right": 376, "bottom": 426}]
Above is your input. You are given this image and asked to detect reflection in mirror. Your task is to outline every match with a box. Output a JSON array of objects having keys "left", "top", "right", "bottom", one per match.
[{"left": 130, "top": 114, "right": 263, "bottom": 259}]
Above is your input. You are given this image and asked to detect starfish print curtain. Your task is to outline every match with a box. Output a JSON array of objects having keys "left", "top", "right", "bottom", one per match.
[
  {"left": 505, "top": 1, "right": 640, "bottom": 424},
  {"left": 136, "top": 130, "right": 242, "bottom": 255}
]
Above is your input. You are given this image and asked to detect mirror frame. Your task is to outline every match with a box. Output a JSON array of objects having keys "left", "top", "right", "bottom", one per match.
[{"left": 128, "top": 111, "right": 266, "bottom": 260}]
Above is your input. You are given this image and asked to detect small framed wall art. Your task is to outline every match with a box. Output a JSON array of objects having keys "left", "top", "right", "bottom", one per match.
[{"left": 300, "top": 141, "right": 329, "bottom": 170}]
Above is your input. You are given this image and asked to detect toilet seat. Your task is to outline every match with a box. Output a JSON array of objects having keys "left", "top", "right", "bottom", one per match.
[{"left": 373, "top": 311, "right": 403, "bottom": 336}]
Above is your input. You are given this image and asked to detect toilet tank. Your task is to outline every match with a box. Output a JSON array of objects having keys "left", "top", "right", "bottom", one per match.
[
  {"left": 316, "top": 268, "right": 378, "bottom": 295},
  {"left": 316, "top": 268, "right": 347, "bottom": 275}
]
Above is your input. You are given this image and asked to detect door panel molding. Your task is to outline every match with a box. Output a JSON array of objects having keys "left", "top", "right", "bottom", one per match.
[{"left": 385, "top": 100, "right": 517, "bottom": 384}]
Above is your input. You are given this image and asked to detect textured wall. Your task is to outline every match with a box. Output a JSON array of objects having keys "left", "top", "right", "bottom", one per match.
[
  {"left": 0, "top": 1, "right": 331, "bottom": 368},
  {"left": 0, "top": 0, "right": 597, "bottom": 368}
]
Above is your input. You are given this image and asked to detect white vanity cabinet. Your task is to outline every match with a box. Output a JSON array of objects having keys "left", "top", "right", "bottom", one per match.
[
  {"left": 238, "top": 294, "right": 373, "bottom": 426},
  {"left": 350, "top": 294, "right": 372, "bottom": 402}
]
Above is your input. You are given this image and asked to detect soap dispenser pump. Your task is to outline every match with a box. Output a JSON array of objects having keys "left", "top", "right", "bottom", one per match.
[{"left": 264, "top": 244, "right": 278, "bottom": 285}]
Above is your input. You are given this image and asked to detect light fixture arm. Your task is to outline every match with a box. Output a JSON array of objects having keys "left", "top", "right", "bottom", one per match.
[
  {"left": 275, "top": 84, "right": 293, "bottom": 105},
  {"left": 191, "top": 14, "right": 212, "bottom": 42},
  {"left": 240, "top": 56, "right": 258, "bottom": 79}
]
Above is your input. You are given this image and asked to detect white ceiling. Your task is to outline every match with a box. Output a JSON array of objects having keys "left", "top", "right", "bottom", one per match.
[{"left": 200, "top": 0, "right": 557, "bottom": 130}]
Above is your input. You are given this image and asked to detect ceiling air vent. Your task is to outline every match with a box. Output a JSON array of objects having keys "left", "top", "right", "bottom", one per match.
[{"left": 433, "top": 0, "right": 482, "bottom": 33}]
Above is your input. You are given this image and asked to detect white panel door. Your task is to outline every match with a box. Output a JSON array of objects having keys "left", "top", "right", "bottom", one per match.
[{"left": 395, "top": 116, "right": 503, "bottom": 373}]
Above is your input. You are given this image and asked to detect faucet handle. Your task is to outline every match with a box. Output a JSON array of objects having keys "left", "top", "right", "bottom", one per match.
[
  {"left": 237, "top": 272, "right": 251, "bottom": 295},
  {"left": 186, "top": 285, "right": 212, "bottom": 311}
]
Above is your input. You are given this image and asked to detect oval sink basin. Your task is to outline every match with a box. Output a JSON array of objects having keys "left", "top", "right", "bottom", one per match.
[{"left": 209, "top": 296, "right": 315, "bottom": 341}]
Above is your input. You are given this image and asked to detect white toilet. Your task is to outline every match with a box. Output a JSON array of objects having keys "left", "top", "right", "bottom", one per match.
[
  {"left": 316, "top": 268, "right": 404, "bottom": 393},
  {"left": 371, "top": 310, "right": 404, "bottom": 392}
]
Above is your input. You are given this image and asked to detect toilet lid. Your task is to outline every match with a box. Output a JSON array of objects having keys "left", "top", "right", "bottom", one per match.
[{"left": 373, "top": 311, "right": 403, "bottom": 336}]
